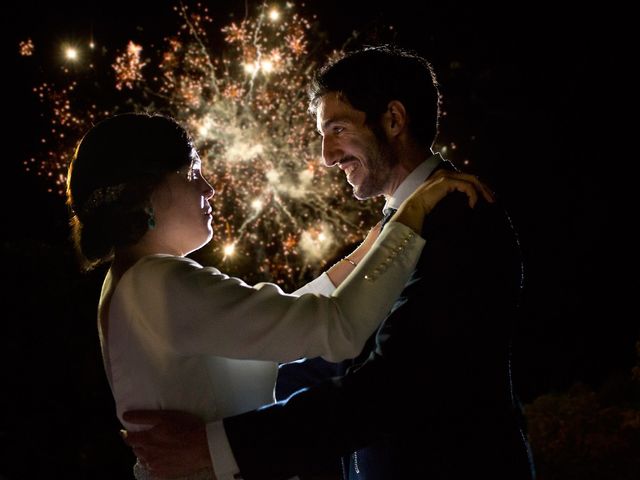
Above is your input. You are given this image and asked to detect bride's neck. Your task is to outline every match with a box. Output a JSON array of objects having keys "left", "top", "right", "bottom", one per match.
[
  {"left": 112, "top": 235, "right": 185, "bottom": 278},
  {"left": 110, "top": 251, "right": 141, "bottom": 280},
  {"left": 111, "top": 242, "right": 155, "bottom": 279}
]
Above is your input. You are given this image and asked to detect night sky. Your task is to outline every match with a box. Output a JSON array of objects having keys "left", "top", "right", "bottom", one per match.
[{"left": 0, "top": 1, "right": 630, "bottom": 478}]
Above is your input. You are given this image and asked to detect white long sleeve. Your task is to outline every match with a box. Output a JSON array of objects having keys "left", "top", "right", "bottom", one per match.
[
  {"left": 119, "top": 221, "right": 423, "bottom": 364},
  {"left": 291, "top": 272, "right": 336, "bottom": 296}
]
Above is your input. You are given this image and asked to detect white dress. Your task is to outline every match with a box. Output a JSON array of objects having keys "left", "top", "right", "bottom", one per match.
[{"left": 97, "top": 222, "right": 424, "bottom": 479}]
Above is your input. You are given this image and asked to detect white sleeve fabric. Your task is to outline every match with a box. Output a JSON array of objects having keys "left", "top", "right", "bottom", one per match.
[
  {"left": 206, "top": 421, "right": 240, "bottom": 480},
  {"left": 125, "top": 221, "right": 424, "bottom": 363},
  {"left": 291, "top": 272, "right": 336, "bottom": 297}
]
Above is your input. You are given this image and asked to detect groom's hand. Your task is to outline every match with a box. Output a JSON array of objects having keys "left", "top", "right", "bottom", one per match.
[{"left": 121, "top": 410, "right": 214, "bottom": 479}]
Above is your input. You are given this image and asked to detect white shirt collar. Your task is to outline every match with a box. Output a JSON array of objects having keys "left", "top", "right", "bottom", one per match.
[{"left": 383, "top": 152, "right": 444, "bottom": 215}]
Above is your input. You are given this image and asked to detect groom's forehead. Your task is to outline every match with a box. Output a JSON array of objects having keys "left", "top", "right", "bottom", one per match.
[{"left": 316, "top": 93, "right": 358, "bottom": 130}]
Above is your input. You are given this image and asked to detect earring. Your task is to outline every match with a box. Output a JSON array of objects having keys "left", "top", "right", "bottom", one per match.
[{"left": 145, "top": 206, "right": 156, "bottom": 230}]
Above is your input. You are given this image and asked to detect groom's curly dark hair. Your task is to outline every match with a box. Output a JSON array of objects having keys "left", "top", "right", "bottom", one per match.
[{"left": 308, "top": 44, "right": 442, "bottom": 149}]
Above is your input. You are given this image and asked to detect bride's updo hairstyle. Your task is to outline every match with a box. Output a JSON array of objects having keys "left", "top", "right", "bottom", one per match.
[{"left": 66, "top": 113, "right": 195, "bottom": 271}]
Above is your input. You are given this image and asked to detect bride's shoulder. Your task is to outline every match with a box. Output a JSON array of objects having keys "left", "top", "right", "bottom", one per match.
[
  {"left": 133, "top": 254, "right": 203, "bottom": 274},
  {"left": 128, "top": 255, "right": 228, "bottom": 287}
]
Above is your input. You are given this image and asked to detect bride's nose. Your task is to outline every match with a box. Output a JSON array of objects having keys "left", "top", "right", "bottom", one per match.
[{"left": 202, "top": 178, "right": 215, "bottom": 199}]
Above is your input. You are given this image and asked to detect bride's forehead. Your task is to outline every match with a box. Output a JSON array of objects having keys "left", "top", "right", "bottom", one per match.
[{"left": 189, "top": 148, "right": 201, "bottom": 166}]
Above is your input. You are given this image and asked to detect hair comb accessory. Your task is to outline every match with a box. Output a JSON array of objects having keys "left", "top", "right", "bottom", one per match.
[{"left": 81, "top": 183, "right": 126, "bottom": 215}]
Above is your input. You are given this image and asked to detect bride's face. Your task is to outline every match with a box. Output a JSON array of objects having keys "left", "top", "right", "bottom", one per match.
[{"left": 150, "top": 152, "right": 215, "bottom": 256}]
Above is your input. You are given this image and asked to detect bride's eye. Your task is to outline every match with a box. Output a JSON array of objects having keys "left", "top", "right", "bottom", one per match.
[{"left": 189, "top": 168, "right": 202, "bottom": 181}]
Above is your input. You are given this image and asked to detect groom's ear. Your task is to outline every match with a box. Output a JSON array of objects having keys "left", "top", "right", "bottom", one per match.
[{"left": 381, "top": 100, "right": 408, "bottom": 140}]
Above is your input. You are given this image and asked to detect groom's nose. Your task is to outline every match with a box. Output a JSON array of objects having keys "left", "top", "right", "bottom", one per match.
[{"left": 321, "top": 136, "right": 340, "bottom": 167}]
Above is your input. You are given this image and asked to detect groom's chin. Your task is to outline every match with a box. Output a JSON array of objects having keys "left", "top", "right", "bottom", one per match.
[{"left": 351, "top": 186, "right": 377, "bottom": 201}]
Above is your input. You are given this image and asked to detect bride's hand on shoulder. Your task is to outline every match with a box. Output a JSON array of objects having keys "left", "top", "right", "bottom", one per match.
[{"left": 393, "top": 170, "right": 495, "bottom": 233}]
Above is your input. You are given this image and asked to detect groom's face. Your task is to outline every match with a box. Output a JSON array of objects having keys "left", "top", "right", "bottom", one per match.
[{"left": 316, "top": 92, "right": 394, "bottom": 200}]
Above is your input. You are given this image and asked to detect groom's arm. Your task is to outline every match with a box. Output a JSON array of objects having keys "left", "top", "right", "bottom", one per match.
[
  {"left": 222, "top": 193, "right": 521, "bottom": 480},
  {"left": 124, "top": 194, "right": 513, "bottom": 480},
  {"left": 223, "top": 349, "right": 403, "bottom": 479},
  {"left": 122, "top": 349, "right": 399, "bottom": 480},
  {"left": 279, "top": 268, "right": 341, "bottom": 401}
]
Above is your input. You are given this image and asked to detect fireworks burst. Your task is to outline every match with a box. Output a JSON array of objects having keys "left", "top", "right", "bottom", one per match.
[
  {"left": 22, "top": 1, "right": 383, "bottom": 289},
  {"left": 112, "top": 41, "right": 147, "bottom": 90},
  {"left": 19, "top": 39, "right": 34, "bottom": 56}
]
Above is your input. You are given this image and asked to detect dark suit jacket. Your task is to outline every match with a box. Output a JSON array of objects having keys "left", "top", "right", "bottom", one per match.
[{"left": 225, "top": 166, "right": 535, "bottom": 480}]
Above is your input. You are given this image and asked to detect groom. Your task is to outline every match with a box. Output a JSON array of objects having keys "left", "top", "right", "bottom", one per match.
[{"left": 123, "top": 45, "right": 536, "bottom": 480}]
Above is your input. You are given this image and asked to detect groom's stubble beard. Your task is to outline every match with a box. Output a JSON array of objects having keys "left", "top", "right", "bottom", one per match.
[{"left": 351, "top": 126, "right": 397, "bottom": 201}]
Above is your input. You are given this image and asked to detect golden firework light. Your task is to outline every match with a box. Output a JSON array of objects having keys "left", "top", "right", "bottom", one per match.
[{"left": 22, "top": 2, "right": 383, "bottom": 290}]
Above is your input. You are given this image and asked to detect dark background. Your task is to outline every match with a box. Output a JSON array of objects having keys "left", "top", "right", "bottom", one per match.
[{"left": 0, "top": 1, "right": 631, "bottom": 478}]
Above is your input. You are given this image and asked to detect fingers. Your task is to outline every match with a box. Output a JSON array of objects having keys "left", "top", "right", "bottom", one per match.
[
  {"left": 121, "top": 425, "right": 173, "bottom": 448},
  {"left": 121, "top": 429, "right": 151, "bottom": 447},
  {"left": 460, "top": 174, "right": 494, "bottom": 204},
  {"left": 121, "top": 424, "right": 177, "bottom": 448},
  {"left": 119, "top": 410, "right": 210, "bottom": 479},
  {"left": 451, "top": 180, "right": 479, "bottom": 209},
  {"left": 433, "top": 177, "right": 479, "bottom": 208},
  {"left": 123, "top": 410, "right": 172, "bottom": 424},
  {"left": 429, "top": 171, "right": 495, "bottom": 206},
  {"left": 120, "top": 409, "right": 204, "bottom": 447},
  {"left": 123, "top": 409, "right": 201, "bottom": 428},
  {"left": 472, "top": 178, "right": 496, "bottom": 204},
  {"left": 431, "top": 170, "right": 495, "bottom": 203}
]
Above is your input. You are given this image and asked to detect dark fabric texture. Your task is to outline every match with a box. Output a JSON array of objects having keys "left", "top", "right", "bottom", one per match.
[{"left": 233, "top": 162, "right": 535, "bottom": 480}]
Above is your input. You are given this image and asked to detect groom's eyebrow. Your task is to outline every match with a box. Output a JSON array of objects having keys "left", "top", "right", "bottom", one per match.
[{"left": 318, "top": 116, "right": 349, "bottom": 135}]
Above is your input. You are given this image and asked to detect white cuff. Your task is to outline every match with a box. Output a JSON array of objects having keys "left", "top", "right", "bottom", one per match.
[
  {"left": 206, "top": 420, "right": 241, "bottom": 480},
  {"left": 291, "top": 272, "right": 336, "bottom": 296}
]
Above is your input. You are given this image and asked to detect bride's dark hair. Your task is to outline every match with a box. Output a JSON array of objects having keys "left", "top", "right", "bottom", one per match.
[{"left": 66, "top": 112, "right": 195, "bottom": 271}]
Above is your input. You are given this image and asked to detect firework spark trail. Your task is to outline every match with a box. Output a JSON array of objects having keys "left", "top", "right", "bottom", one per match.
[
  {"left": 176, "top": 2, "right": 221, "bottom": 97},
  {"left": 24, "top": 1, "right": 383, "bottom": 290}
]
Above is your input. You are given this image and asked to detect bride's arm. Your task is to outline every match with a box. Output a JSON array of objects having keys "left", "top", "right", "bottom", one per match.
[
  {"left": 127, "top": 171, "right": 492, "bottom": 363},
  {"left": 324, "top": 221, "right": 382, "bottom": 288},
  {"left": 127, "top": 220, "right": 424, "bottom": 363},
  {"left": 291, "top": 221, "right": 381, "bottom": 297}
]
